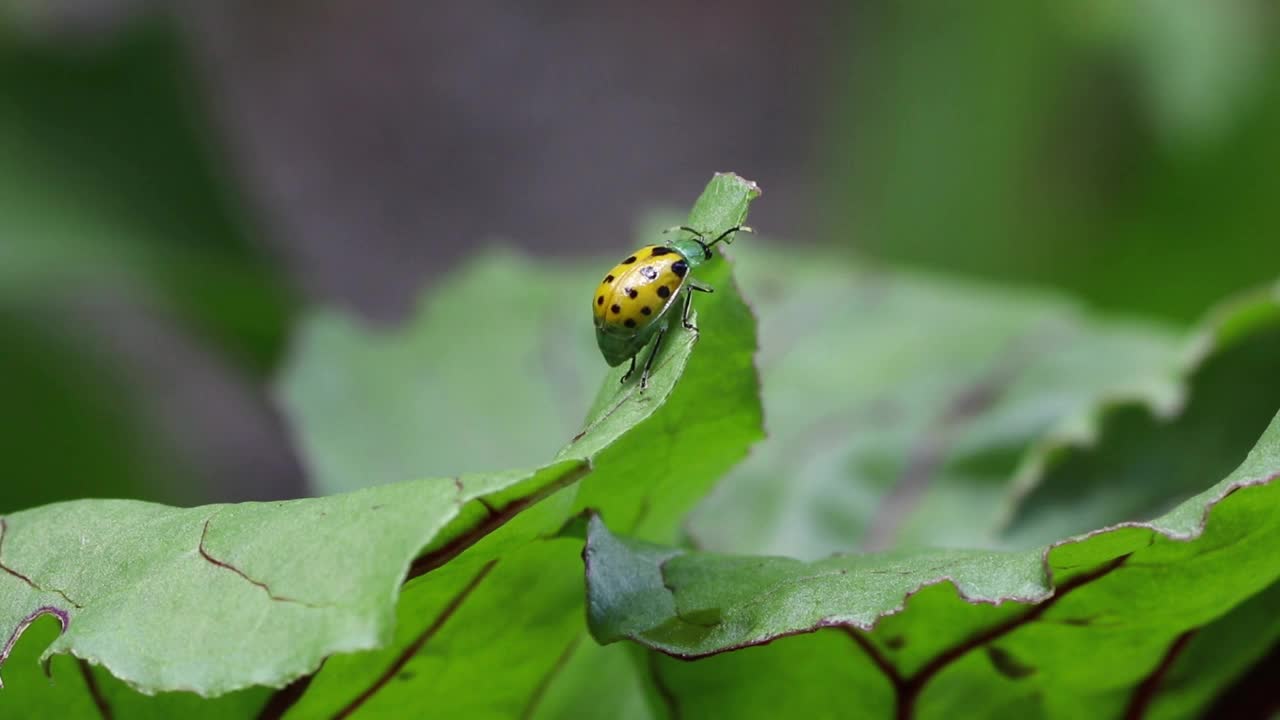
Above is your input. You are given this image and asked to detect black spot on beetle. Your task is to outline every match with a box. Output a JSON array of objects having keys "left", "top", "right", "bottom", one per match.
[
  {"left": 627, "top": 288, "right": 638, "bottom": 299},
  {"left": 611, "top": 304, "right": 621, "bottom": 314},
  {"left": 624, "top": 318, "right": 637, "bottom": 328},
  {"left": 641, "top": 306, "right": 652, "bottom": 315},
  {"left": 657, "top": 285, "right": 671, "bottom": 299},
  {"left": 622, "top": 256, "right": 637, "bottom": 264},
  {"left": 604, "top": 274, "right": 614, "bottom": 283},
  {"left": 640, "top": 266, "right": 659, "bottom": 280},
  {"left": 651, "top": 247, "right": 672, "bottom": 256},
  {"left": 672, "top": 260, "right": 688, "bottom": 277},
  {"left": 597, "top": 296, "right": 604, "bottom": 305}
]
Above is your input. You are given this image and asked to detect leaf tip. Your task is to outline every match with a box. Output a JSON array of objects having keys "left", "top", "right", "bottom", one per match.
[{"left": 712, "top": 171, "right": 762, "bottom": 199}]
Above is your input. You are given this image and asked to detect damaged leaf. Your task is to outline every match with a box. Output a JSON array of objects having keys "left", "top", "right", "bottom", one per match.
[
  {"left": 0, "top": 460, "right": 586, "bottom": 696},
  {"left": 585, "top": 286, "right": 1280, "bottom": 719},
  {"left": 277, "top": 172, "right": 764, "bottom": 718},
  {"left": 0, "top": 173, "right": 762, "bottom": 713}
]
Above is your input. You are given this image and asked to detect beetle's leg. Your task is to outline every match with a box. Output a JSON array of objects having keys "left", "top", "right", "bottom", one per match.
[
  {"left": 620, "top": 355, "right": 636, "bottom": 384},
  {"left": 688, "top": 279, "right": 714, "bottom": 293},
  {"left": 639, "top": 328, "right": 666, "bottom": 391},
  {"left": 682, "top": 288, "right": 698, "bottom": 332}
]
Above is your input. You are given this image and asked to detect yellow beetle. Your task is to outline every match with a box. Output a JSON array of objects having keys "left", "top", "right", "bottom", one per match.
[{"left": 592, "top": 225, "right": 751, "bottom": 389}]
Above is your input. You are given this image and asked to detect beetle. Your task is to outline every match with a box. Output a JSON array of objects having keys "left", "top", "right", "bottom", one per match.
[{"left": 592, "top": 224, "right": 751, "bottom": 389}]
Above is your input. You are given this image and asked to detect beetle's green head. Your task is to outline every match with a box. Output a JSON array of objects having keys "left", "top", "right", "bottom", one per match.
[{"left": 665, "top": 225, "right": 752, "bottom": 269}]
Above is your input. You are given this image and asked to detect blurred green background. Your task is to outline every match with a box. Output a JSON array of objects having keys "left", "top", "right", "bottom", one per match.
[{"left": 1, "top": 1, "right": 1277, "bottom": 511}]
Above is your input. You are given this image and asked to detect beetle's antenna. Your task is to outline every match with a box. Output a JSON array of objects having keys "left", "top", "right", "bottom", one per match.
[
  {"left": 662, "top": 225, "right": 704, "bottom": 238},
  {"left": 663, "top": 225, "right": 751, "bottom": 260},
  {"left": 706, "top": 226, "right": 752, "bottom": 248}
]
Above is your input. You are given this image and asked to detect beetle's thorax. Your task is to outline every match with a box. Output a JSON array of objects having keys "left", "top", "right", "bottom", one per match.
[{"left": 667, "top": 238, "right": 713, "bottom": 269}]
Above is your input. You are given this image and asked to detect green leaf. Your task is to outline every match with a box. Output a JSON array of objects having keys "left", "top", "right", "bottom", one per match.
[
  {"left": 690, "top": 248, "right": 1187, "bottom": 558},
  {"left": 586, "top": 443, "right": 1278, "bottom": 716},
  {"left": 0, "top": 173, "right": 764, "bottom": 714},
  {"left": 590, "top": 426, "right": 1279, "bottom": 647},
  {"left": 277, "top": 250, "right": 603, "bottom": 494},
  {"left": 276, "top": 173, "right": 764, "bottom": 717},
  {"left": 1002, "top": 283, "right": 1280, "bottom": 546},
  {"left": 648, "top": 627, "right": 897, "bottom": 719},
  {"left": 583, "top": 287, "right": 1280, "bottom": 718},
  {"left": 561, "top": 173, "right": 764, "bottom": 540},
  {"left": 524, "top": 642, "right": 654, "bottom": 720},
  {"left": 0, "top": 614, "right": 271, "bottom": 719},
  {"left": 1143, "top": 581, "right": 1280, "bottom": 720},
  {"left": 0, "top": 460, "right": 585, "bottom": 696}
]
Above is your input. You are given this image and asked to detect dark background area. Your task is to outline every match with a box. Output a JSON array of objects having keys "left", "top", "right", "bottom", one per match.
[{"left": 2, "top": 1, "right": 1278, "bottom": 510}]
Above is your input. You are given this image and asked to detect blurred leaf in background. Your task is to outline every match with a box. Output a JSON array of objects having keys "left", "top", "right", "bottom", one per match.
[
  {"left": 688, "top": 246, "right": 1187, "bottom": 558},
  {"left": 828, "top": 1, "right": 1280, "bottom": 322},
  {"left": 278, "top": 250, "right": 603, "bottom": 495},
  {"left": 0, "top": 16, "right": 297, "bottom": 509},
  {"left": 0, "top": 311, "right": 165, "bottom": 508},
  {"left": 6, "top": 0, "right": 1280, "bottom": 516}
]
